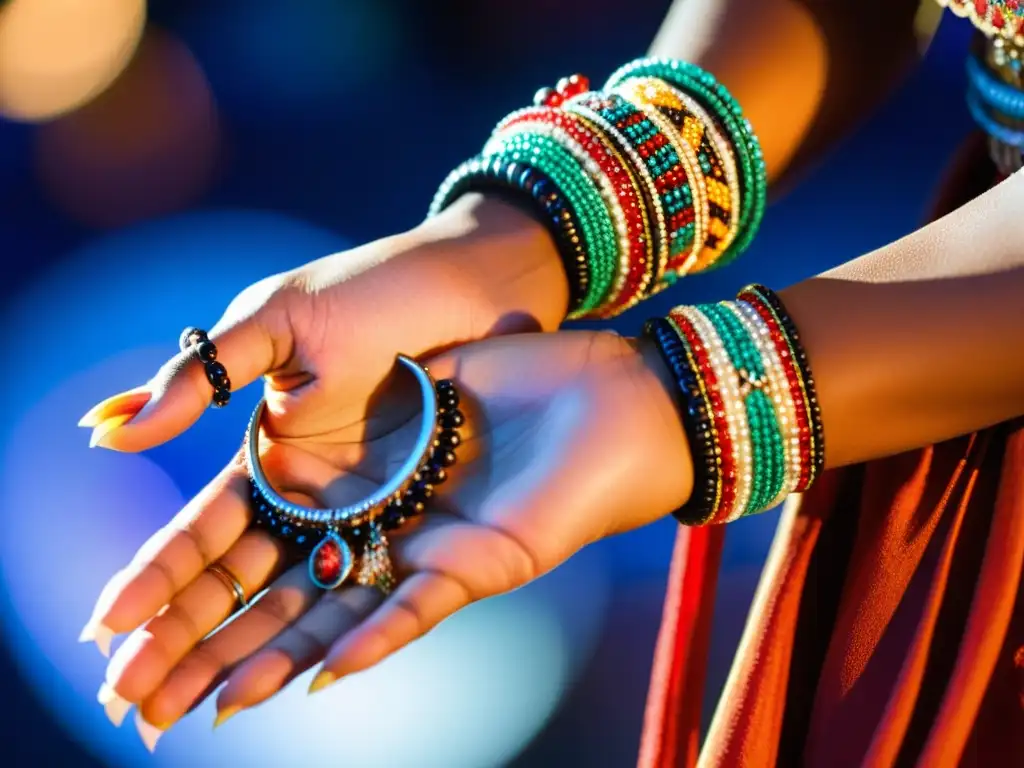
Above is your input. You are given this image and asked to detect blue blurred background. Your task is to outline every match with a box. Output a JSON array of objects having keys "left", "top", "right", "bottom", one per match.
[{"left": 0, "top": 2, "right": 977, "bottom": 766}]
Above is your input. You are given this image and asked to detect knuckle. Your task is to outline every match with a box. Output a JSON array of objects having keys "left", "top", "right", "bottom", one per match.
[
  {"left": 157, "top": 601, "right": 205, "bottom": 650},
  {"left": 252, "top": 588, "right": 300, "bottom": 629},
  {"left": 181, "top": 641, "right": 227, "bottom": 676}
]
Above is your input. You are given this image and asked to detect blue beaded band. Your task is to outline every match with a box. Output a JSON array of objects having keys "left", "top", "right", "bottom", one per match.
[
  {"left": 967, "top": 55, "right": 1024, "bottom": 119},
  {"left": 967, "top": 88, "right": 1024, "bottom": 148}
]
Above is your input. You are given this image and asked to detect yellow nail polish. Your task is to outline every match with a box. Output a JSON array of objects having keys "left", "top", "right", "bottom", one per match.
[
  {"left": 307, "top": 671, "right": 336, "bottom": 694},
  {"left": 213, "top": 705, "right": 242, "bottom": 730},
  {"left": 79, "top": 390, "right": 151, "bottom": 428},
  {"left": 89, "top": 413, "right": 136, "bottom": 449}
]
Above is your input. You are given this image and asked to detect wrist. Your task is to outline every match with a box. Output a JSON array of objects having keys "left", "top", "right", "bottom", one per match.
[
  {"left": 631, "top": 334, "right": 695, "bottom": 522},
  {"left": 411, "top": 193, "right": 570, "bottom": 331}
]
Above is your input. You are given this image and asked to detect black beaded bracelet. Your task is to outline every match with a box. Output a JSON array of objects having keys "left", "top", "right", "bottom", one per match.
[
  {"left": 179, "top": 327, "right": 231, "bottom": 407},
  {"left": 644, "top": 317, "right": 720, "bottom": 525},
  {"left": 428, "top": 156, "right": 590, "bottom": 312},
  {"left": 739, "top": 284, "right": 826, "bottom": 485}
]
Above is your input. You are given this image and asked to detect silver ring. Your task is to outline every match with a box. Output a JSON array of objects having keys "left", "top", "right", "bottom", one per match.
[{"left": 207, "top": 562, "right": 248, "bottom": 609}]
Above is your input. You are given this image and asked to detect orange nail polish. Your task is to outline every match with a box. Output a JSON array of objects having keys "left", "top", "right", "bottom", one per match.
[
  {"left": 89, "top": 413, "right": 136, "bottom": 449},
  {"left": 213, "top": 705, "right": 242, "bottom": 729},
  {"left": 307, "top": 670, "right": 337, "bottom": 694},
  {"left": 79, "top": 389, "right": 151, "bottom": 428}
]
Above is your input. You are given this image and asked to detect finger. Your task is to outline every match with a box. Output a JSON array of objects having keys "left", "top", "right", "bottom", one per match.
[
  {"left": 214, "top": 586, "right": 383, "bottom": 724},
  {"left": 81, "top": 442, "right": 341, "bottom": 648},
  {"left": 81, "top": 277, "right": 291, "bottom": 452},
  {"left": 103, "top": 529, "right": 285, "bottom": 712},
  {"left": 136, "top": 561, "right": 322, "bottom": 729},
  {"left": 310, "top": 570, "right": 471, "bottom": 692}
]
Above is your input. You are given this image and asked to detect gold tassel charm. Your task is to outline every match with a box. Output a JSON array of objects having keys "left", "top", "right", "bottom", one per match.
[{"left": 356, "top": 521, "right": 395, "bottom": 595}]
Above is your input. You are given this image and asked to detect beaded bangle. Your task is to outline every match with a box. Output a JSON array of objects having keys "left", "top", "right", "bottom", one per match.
[
  {"left": 489, "top": 109, "right": 654, "bottom": 312},
  {"left": 614, "top": 76, "right": 740, "bottom": 272},
  {"left": 619, "top": 92, "right": 709, "bottom": 279},
  {"left": 606, "top": 58, "right": 767, "bottom": 268},
  {"left": 644, "top": 317, "right": 721, "bottom": 525},
  {"left": 430, "top": 155, "right": 591, "bottom": 310},
  {"left": 650, "top": 287, "right": 821, "bottom": 526},
  {"left": 493, "top": 107, "right": 659, "bottom": 317},
  {"left": 431, "top": 58, "right": 768, "bottom": 321},
  {"left": 968, "top": 54, "right": 1024, "bottom": 119},
  {"left": 567, "top": 92, "right": 698, "bottom": 270},
  {"left": 483, "top": 132, "right": 620, "bottom": 313},
  {"left": 484, "top": 126, "right": 624, "bottom": 308},
  {"left": 737, "top": 285, "right": 825, "bottom": 486},
  {"left": 561, "top": 99, "right": 671, "bottom": 296}
]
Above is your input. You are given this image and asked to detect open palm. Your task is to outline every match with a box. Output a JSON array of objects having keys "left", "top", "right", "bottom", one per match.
[{"left": 87, "top": 330, "right": 693, "bottom": 745}]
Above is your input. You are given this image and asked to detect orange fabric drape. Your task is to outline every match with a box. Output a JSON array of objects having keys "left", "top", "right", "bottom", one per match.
[{"left": 638, "top": 141, "right": 1024, "bottom": 767}]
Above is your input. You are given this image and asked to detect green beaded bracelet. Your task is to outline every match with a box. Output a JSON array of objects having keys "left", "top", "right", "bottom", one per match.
[
  {"left": 699, "top": 302, "right": 786, "bottom": 516},
  {"left": 606, "top": 58, "right": 767, "bottom": 268},
  {"left": 482, "top": 132, "right": 620, "bottom": 313}
]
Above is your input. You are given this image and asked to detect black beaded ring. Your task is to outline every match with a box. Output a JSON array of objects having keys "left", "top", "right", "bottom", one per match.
[
  {"left": 644, "top": 317, "right": 719, "bottom": 525},
  {"left": 179, "top": 327, "right": 231, "bottom": 407}
]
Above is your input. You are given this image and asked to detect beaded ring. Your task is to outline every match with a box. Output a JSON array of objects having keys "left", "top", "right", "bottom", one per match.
[
  {"left": 179, "top": 327, "right": 231, "bottom": 407},
  {"left": 246, "top": 356, "right": 464, "bottom": 593}
]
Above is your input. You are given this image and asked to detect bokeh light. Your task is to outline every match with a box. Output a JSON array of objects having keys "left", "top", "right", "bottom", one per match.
[
  {"left": 35, "top": 30, "right": 220, "bottom": 229},
  {"left": 0, "top": 210, "right": 609, "bottom": 767},
  {"left": 0, "top": 0, "right": 146, "bottom": 122}
]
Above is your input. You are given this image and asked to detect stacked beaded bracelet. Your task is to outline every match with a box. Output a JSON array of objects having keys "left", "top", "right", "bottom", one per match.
[
  {"left": 645, "top": 285, "right": 824, "bottom": 525},
  {"left": 429, "top": 58, "right": 767, "bottom": 320},
  {"left": 179, "top": 327, "right": 231, "bottom": 407},
  {"left": 966, "top": 51, "right": 1024, "bottom": 158}
]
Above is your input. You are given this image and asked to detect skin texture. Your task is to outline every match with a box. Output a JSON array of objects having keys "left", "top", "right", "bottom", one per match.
[{"left": 76, "top": 0, "right": 1020, "bottom": 747}]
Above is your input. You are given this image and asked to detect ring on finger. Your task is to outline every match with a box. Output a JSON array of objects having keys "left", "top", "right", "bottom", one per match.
[{"left": 206, "top": 562, "right": 249, "bottom": 610}]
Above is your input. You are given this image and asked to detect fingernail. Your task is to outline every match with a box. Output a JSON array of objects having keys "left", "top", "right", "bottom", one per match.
[
  {"left": 307, "top": 670, "right": 337, "bottom": 695},
  {"left": 79, "top": 619, "right": 115, "bottom": 658},
  {"left": 79, "top": 390, "right": 151, "bottom": 428},
  {"left": 213, "top": 705, "right": 242, "bottom": 730},
  {"left": 89, "top": 413, "right": 136, "bottom": 449},
  {"left": 134, "top": 712, "right": 165, "bottom": 753},
  {"left": 98, "top": 683, "right": 132, "bottom": 727}
]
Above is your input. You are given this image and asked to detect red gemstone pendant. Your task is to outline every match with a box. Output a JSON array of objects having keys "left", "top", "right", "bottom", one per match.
[{"left": 309, "top": 531, "right": 353, "bottom": 590}]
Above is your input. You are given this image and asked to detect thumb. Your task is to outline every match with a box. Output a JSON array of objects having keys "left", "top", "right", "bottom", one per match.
[{"left": 79, "top": 287, "right": 290, "bottom": 452}]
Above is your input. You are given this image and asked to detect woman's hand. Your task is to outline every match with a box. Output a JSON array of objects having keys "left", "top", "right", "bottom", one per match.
[
  {"left": 86, "top": 330, "right": 692, "bottom": 744},
  {"left": 78, "top": 194, "right": 570, "bottom": 452}
]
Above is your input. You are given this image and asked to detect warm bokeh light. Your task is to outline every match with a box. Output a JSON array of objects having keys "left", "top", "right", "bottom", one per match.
[
  {"left": 0, "top": 0, "right": 146, "bottom": 122},
  {"left": 35, "top": 30, "right": 220, "bottom": 229}
]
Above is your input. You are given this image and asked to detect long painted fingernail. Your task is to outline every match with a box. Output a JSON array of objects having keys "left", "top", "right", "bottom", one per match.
[
  {"left": 89, "top": 413, "right": 136, "bottom": 449},
  {"left": 79, "top": 619, "right": 115, "bottom": 658},
  {"left": 79, "top": 390, "right": 151, "bottom": 428},
  {"left": 98, "top": 683, "right": 132, "bottom": 727},
  {"left": 213, "top": 705, "right": 242, "bottom": 729},
  {"left": 307, "top": 670, "right": 336, "bottom": 695},
  {"left": 135, "top": 712, "right": 165, "bottom": 753}
]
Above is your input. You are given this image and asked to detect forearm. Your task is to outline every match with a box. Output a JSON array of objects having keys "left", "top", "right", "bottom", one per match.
[
  {"left": 650, "top": 0, "right": 931, "bottom": 186},
  {"left": 780, "top": 172, "right": 1024, "bottom": 469}
]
